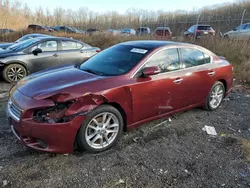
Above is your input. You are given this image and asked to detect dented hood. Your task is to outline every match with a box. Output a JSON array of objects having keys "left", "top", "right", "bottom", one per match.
[{"left": 16, "top": 65, "right": 105, "bottom": 100}]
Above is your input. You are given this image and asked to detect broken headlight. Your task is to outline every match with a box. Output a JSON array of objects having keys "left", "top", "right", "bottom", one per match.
[{"left": 33, "top": 101, "right": 75, "bottom": 123}]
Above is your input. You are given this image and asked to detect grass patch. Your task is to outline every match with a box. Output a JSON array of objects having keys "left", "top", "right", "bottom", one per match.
[{"left": 242, "top": 139, "right": 250, "bottom": 162}]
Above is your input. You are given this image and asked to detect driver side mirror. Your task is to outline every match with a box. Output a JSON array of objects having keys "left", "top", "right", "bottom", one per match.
[
  {"left": 32, "top": 48, "right": 42, "bottom": 56},
  {"left": 142, "top": 66, "right": 161, "bottom": 77},
  {"left": 233, "top": 28, "right": 237, "bottom": 31}
]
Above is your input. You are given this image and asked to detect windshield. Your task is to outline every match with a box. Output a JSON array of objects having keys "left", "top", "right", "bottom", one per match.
[
  {"left": 15, "top": 35, "right": 30, "bottom": 43},
  {"left": 80, "top": 44, "right": 150, "bottom": 76},
  {"left": 7, "top": 38, "right": 39, "bottom": 51}
]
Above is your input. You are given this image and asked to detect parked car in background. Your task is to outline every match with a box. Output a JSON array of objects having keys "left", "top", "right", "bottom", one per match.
[
  {"left": 121, "top": 28, "right": 136, "bottom": 36},
  {"left": 54, "top": 26, "right": 78, "bottom": 33},
  {"left": 28, "top": 24, "right": 52, "bottom": 32},
  {"left": 86, "top": 28, "right": 99, "bottom": 35},
  {"left": 0, "top": 29, "right": 14, "bottom": 35},
  {"left": 107, "top": 29, "right": 121, "bottom": 36},
  {"left": 224, "top": 23, "right": 250, "bottom": 40},
  {"left": 184, "top": 24, "right": 216, "bottom": 39},
  {"left": 6, "top": 40, "right": 233, "bottom": 154},
  {"left": 78, "top": 30, "right": 86, "bottom": 34},
  {"left": 0, "top": 33, "right": 51, "bottom": 50},
  {"left": 153, "top": 27, "right": 172, "bottom": 40},
  {"left": 69, "top": 27, "right": 82, "bottom": 34},
  {"left": 0, "top": 37, "right": 100, "bottom": 82},
  {"left": 136, "top": 27, "right": 151, "bottom": 35},
  {"left": 44, "top": 26, "right": 55, "bottom": 32}
]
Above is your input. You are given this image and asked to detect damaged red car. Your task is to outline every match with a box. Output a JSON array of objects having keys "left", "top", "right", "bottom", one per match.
[{"left": 6, "top": 40, "right": 234, "bottom": 154}]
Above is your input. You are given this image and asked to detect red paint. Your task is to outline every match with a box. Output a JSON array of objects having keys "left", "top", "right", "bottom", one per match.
[{"left": 8, "top": 41, "right": 234, "bottom": 153}]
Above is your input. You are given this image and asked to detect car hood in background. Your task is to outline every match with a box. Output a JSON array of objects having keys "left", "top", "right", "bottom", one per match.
[
  {"left": 224, "top": 30, "right": 235, "bottom": 35},
  {"left": 0, "top": 42, "right": 13, "bottom": 49},
  {"left": 16, "top": 65, "right": 107, "bottom": 100},
  {"left": 0, "top": 49, "right": 20, "bottom": 58}
]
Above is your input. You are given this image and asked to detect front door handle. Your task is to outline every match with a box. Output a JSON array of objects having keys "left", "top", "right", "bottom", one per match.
[
  {"left": 208, "top": 71, "right": 216, "bottom": 76},
  {"left": 173, "top": 78, "right": 183, "bottom": 84},
  {"left": 53, "top": 53, "right": 58, "bottom": 57}
]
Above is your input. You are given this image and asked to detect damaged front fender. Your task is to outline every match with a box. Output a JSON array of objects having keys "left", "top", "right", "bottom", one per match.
[
  {"left": 65, "top": 93, "right": 108, "bottom": 116},
  {"left": 33, "top": 93, "right": 108, "bottom": 124}
]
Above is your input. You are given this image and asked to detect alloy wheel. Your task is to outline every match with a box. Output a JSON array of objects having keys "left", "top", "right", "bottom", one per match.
[
  {"left": 7, "top": 67, "right": 25, "bottom": 82},
  {"left": 209, "top": 84, "right": 224, "bottom": 109},
  {"left": 85, "top": 112, "right": 120, "bottom": 149}
]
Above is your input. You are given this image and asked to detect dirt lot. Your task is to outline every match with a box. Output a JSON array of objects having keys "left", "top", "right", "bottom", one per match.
[{"left": 0, "top": 85, "right": 250, "bottom": 188}]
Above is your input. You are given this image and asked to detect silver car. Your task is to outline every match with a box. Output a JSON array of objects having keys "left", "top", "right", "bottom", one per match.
[{"left": 224, "top": 23, "right": 250, "bottom": 40}]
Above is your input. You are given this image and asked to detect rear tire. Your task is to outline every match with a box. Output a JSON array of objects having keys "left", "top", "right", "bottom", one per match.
[
  {"left": 3, "top": 64, "right": 27, "bottom": 83},
  {"left": 224, "top": 35, "right": 229, "bottom": 40},
  {"left": 204, "top": 81, "right": 225, "bottom": 111},
  {"left": 77, "top": 105, "right": 124, "bottom": 153}
]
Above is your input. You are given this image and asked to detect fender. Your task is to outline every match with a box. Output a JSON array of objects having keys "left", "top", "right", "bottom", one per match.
[
  {"left": 64, "top": 86, "right": 134, "bottom": 126},
  {"left": 65, "top": 93, "right": 108, "bottom": 116},
  {"left": 3, "top": 60, "right": 30, "bottom": 73}
]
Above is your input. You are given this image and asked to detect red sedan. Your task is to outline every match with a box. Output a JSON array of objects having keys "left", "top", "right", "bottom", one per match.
[{"left": 6, "top": 41, "right": 234, "bottom": 154}]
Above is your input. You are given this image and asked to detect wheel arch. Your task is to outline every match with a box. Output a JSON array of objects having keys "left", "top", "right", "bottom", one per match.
[
  {"left": 3, "top": 61, "right": 29, "bottom": 73},
  {"left": 102, "top": 102, "right": 127, "bottom": 132},
  {"left": 217, "top": 79, "right": 227, "bottom": 94}
]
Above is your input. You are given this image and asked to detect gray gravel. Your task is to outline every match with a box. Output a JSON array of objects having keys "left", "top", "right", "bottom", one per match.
[{"left": 0, "top": 88, "right": 250, "bottom": 188}]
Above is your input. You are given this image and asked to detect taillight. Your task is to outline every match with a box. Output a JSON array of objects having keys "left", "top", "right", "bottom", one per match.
[
  {"left": 96, "top": 49, "right": 101, "bottom": 53},
  {"left": 196, "top": 29, "right": 200, "bottom": 32}
]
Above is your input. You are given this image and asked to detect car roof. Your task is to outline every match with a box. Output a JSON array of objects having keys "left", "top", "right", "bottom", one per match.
[
  {"left": 38, "top": 37, "right": 88, "bottom": 44},
  {"left": 121, "top": 40, "right": 193, "bottom": 50},
  {"left": 156, "top": 27, "right": 170, "bottom": 29},
  {"left": 241, "top": 23, "right": 250, "bottom": 25},
  {"left": 28, "top": 24, "right": 44, "bottom": 27},
  {"left": 194, "top": 24, "right": 211, "bottom": 26},
  {"left": 25, "top": 33, "right": 51, "bottom": 37},
  {"left": 120, "top": 40, "right": 214, "bottom": 56}
]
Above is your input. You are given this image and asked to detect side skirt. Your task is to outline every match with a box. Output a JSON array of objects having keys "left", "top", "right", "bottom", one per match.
[{"left": 127, "top": 102, "right": 205, "bottom": 130}]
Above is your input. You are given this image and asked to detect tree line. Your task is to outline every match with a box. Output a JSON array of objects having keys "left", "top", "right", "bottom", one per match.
[{"left": 0, "top": 0, "right": 250, "bottom": 34}]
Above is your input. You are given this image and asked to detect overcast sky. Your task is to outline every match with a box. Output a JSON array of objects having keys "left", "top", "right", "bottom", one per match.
[{"left": 22, "top": 0, "right": 235, "bottom": 13}]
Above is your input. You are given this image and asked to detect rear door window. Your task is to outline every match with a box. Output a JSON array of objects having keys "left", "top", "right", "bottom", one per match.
[
  {"left": 180, "top": 48, "right": 211, "bottom": 68},
  {"left": 61, "top": 41, "right": 80, "bottom": 50}
]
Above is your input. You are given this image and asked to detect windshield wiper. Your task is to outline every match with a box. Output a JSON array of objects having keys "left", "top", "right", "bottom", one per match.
[{"left": 82, "top": 68, "right": 106, "bottom": 76}]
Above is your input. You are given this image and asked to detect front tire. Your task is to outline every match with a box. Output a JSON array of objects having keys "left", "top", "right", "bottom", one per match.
[
  {"left": 3, "top": 64, "right": 27, "bottom": 83},
  {"left": 204, "top": 81, "right": 225, "bottom": 111},
  {"left": 77, "top": 105, "right": 124, "bottom": 153}
]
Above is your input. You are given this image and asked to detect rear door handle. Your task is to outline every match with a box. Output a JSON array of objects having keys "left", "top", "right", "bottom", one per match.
[
  {"left": 173, "top": 78, "right": 183, "bottom": 84},
  {"left": 53, "top": 53, "right": 58, "bottom": 57},
  {"left": 208, "top": 71, "right": 216, "bottom": 76}
]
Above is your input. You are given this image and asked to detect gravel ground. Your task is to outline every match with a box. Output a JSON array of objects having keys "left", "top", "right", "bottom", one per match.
[{"left": 0, "top": 86, "right": 250, "bottom": 188}]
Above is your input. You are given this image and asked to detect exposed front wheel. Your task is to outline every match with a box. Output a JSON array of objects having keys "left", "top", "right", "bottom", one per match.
[
  {"left": 3, "top": 64, "right": 27, "bottom": 83},
  {"left": 77, "top": 105, "right": 123, "bottom": 153},
  {"left": 204, "top": 81, "right": 225, "bottom": 111}
]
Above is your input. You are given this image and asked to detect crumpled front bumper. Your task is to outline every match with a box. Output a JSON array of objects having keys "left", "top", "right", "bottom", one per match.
[
  {"left": 6, "top": 89, "right": 86, "bottom": 154},
  {"left": 7, "top": 116, "right": 85, "bottom": 154}
]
